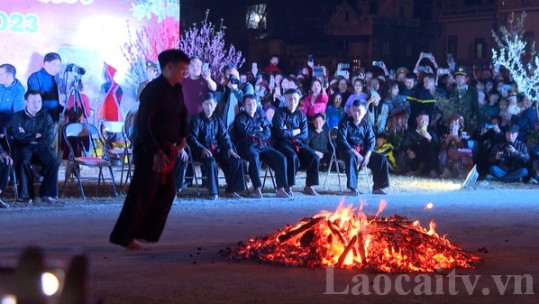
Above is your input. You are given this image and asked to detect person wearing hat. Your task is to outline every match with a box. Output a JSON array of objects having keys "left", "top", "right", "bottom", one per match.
[
  {"left": 337, "top": 99, "right": 390, "bottom": 195},
  {"left": 486, "top": 125, "right": 530, "bottom": 182},
  {"left": 136, "top": 60, "right": 159, "bottom": 102},
  {"left": 449, "top": 65, "right": 479, "bottom": 134}
]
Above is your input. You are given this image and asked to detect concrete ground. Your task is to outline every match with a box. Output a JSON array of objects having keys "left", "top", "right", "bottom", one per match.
[{"left": 0, "top": 172, "right": 538, "bottom": 303}]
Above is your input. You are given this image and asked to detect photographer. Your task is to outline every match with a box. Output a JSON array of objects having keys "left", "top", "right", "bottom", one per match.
[
  {"left": 486, "top": 125, "right": 530, "bottom": 182},
  {"left": 214, "top": 64, "right": 254, "bottom": 129}
]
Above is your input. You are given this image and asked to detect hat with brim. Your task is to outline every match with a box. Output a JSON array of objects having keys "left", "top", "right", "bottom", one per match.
[{"left": 455, "top": 65, "right": 468, "bottom": 76}]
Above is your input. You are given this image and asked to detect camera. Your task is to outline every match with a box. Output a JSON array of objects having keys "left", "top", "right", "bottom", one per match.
[
  {"left": 484, "top": 123, "right": 495, "bottom": 129},
  {"left": 229, "top": 74, "right": 240, "bottom": 85},
  {"left": 66, "top": 63, "right": 86, "bottom": 76}
]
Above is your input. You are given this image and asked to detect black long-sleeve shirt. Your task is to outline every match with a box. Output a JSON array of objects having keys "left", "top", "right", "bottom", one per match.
[
  {"left": 488, "top": 139, "right": 530, "bottom": 172},
  {"left": 336, "top": 117, "right": 375, "bottom": 154},
  {"left": 271, "top": 107, "right": 308, "bottom": 146},
  {"left": 400, "top": 128, "right": 440, "bottom": 154},
  {"left": 136, "top": 75, "right": 188, "bottom": 155},
  {"left": 10, "top": 109, "right": 54, "bottom": 148},
  {"left": 188, "top": 113, "right": 232, "bottom": 155},
  {"left": 233, "top": 111, "right": 272, "bottom": 151}
]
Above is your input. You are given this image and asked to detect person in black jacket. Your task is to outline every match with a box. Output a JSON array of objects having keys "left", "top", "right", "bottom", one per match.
[
  {"left": 10, "top": 90, "right": 60, "bottom": 204},
  {"left": 233, "top": 94, "right": 289, "bottom": 198},
  {"left": 337, "top": 99, "right": 390, "bottom": 195},
  {"left": 272, "top": 88, "right": 320, "bottom": 196},
  {"left": 110, "top": 50, "right": 189, "bottom": 251},
  {"left": 486, "top": 125, "right": 530, "bottom": 182},
  {"left": 188, "top": 93, "right": 246, "bottom": 199}
]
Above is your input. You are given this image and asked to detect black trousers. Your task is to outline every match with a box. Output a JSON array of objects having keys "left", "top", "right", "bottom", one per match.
[
  {"left": 275, "top": 143, "right": 319, "bottom": 187},
  {"left": 174, "top": 157, "right": 187, "bottom": 190},
  {"left": 14, "top": 145, "right": 59, "bottom": 199},
  {"left": 193, "top": 150, "right": 246, "bottom": 195},
  {"left": 339, "top": 150, "right": 390, "bottom": 191},
  {"left": 404, "top": 147, "right": 439, "bottom": 173},
  {"left": 0, "top": 161, "right": 10, "bottom": 192},
  {"left": 238, "top": 145, "right": 288, "bottom": 189},
  {"left": 110, "top": 148, "right": 176, "bottom": 246}
]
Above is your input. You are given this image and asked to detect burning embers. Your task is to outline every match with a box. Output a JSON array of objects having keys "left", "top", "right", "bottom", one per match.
[{"left": 227, "top": 200, "right": 480, "bottom": 273}]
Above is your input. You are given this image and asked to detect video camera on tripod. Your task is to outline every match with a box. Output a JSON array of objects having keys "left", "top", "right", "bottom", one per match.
[{"left": 61, "top": 63, "right": 89, "bottom": 124}]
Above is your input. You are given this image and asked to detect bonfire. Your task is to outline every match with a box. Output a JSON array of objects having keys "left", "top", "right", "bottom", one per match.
[{"left": 227, "top": 200, "right": 480, "bottom": 273}]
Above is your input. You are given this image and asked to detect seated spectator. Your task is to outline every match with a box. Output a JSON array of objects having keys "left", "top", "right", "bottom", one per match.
[
  {"left": 187, "top": 93, "right": 246, "bottom": 199},
  {"left": 499, "top": 98, "right": 512, "bottom": 128},
  {"left": 385, "top": 80, "right": 409, "bottom": 117},
  {"left": 0, "top": 145, "right": 12, "bottom": 208},
  {"left": 439, "top": 114, "right": 473, "bottom": 178},
  {"left": 399, "top": 112, "right": 440, "bottom": 177},
  {"left": 473, "top": 115, "right": 505, "bottom": 176},
  {"left": 375, "top": 133, "right": 396, "bottom": 173},
  {"left": 272, "top": 88, "right": 320, "bottom": 196},
  {"left": 336, "top": 77, "right": 350, "bottom": 102},
  {"left": 480, "top": 91, "right": 500, "bottom": 124},
  {"left": 486, "top": 125, "right": 530, "bottom": 182},
  {"left": 409, "top": 73, "right": 446, "bottom": 130},
  {"left": 10, "top": 91, "right": 60, "bottom": 204},
  {"left": 301, "top": 79, "right": 329, "bottom": 120},
  {"left": 511, "top": 95, "right": 537, "bottom": 142},
  {"left": 337, "top": 99, "right": 390, "bottom": 195},
  {"left": 325, "top": 92, "right": 345, "bottom": 129},
  {"left": 307, "top": 113, "right": 331, "bottom": 171},
  {"left": 233, "top": 94, "right": 289, "bottom": 198},
  {"left": 0, "top": 63, "right": 25, "bottom": 129},
  {"left": 263, "top": 55, "right": 282, "bottom": 75}
]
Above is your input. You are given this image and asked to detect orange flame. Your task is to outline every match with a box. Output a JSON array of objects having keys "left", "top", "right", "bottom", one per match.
[{"left": 229, "top": 201, "right": 480, "bottom": 273}]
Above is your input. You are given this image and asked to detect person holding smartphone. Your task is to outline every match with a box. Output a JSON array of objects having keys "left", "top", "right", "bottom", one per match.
[
  {"left": 399, "top": 112, "right": 441, "bottom": 177},
  {"left": 181, "top": 56, "right": 217, "bottom": 120}
]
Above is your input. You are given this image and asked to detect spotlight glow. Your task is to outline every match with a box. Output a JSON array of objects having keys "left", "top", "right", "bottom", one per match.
[
  {"left": 1, "top": 295, "right": 16, "bottom": 304},
  {"left": 41, "top": 272, "right": 60, "bottom": 296},
  {"left": 425, "top": 202, "right": 434, "bottom": 210}
]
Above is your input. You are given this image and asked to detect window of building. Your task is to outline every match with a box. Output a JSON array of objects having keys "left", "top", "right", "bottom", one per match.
[
  {"left": 475, "top": 38, "right": 485, "bottom": 59},
  {"left": 246, "top": 3, "right": 267, "bottom": 30}
]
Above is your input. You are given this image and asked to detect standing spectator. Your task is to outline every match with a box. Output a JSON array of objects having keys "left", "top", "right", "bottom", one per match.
[
  {"left": 263, "top": 55, "right": 282, "bottom": 74},
  {"left": 301, "top": 79, "right": 328, "bottom": 120},
  {"left": 136, "top": 61, "right": 159, "bottom": 102},
  {"left": 27, "top": 53, "right": 62, "bottom": 123},
  {"left": 487, "top": 125, "right": 530, "bottom": 182},
  {"left": 10, "top": 91, "right": 60, "bottom": 204},
  {"left": 272, "top": 88, "right": 320, "bottom": 196},
  {"left": 181, "top": 56, "right": 217, "bottom": 120},
  {"left": 0, "top": 64, "right": 25, "bottom": 129},
  {"left": 449, "top": 66, "right": 479, "bottom": 135},
  {"left": 233, "top": 94, "right": 289, "bottom": 198},
  {"left": 325, "top": 92, "right": 345, "bottom": 129},
  {"left": 409, "top": 73, "right": 446, "bottom": 130},
  {"left": 344, "top": 78, "right": 369, "bottom": 114},
  {"left": 109, "top": 50, "right": 190, "bottom": 251},
  {"left": 188, "top": 93, "right": 246, "bottom": 199},
  {"left": 214, "top": 65, "right": 254, "bottom": 129},
  {"left": 336, "top": 77, "right": 351, "bottom": 102},
  {"left": 337, "top": 100, "right": 390, "bottom": 195}
]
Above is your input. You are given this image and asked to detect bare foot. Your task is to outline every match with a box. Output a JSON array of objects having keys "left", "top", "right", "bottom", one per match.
[{"left": 126, "top": 241, "right": 144, "bottom": 251}]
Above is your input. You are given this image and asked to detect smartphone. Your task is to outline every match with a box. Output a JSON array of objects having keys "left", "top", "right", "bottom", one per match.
[
  {"left": 372, "top": 60, "right": 382, "bottom": 67},
  {"left": 484, "top": 123, "right": 494, "bottom": 129},
  {"left": 313, "top": 66, "right": 324, "bottom": 77},
  {"left": 389, "top": 69, "right": 395, "bottom": 78},
  {"left": 307, "top": 54, "right": 313, "bottom": 63},
  {"left": 437, "top": 68, "right": 449, "bottom": 75},
  {"left": 202, "top": 62, "right": 209, "bottom": 72},
  {"left": 340, "top": 63, "right": 350, "bottom": 69},
  {"left": 502, "top": 84, "right": 511, "bottom": 91},
  {"left": 252, "top": 62, "right": 257, "bottom": 69},
  {"left": 417, "top": 65, "right": 430, "bottom": 73}
]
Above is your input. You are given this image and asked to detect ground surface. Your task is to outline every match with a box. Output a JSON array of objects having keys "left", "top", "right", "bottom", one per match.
[{"left": 0, "top": 172, "right": 538, "bottom": 303}]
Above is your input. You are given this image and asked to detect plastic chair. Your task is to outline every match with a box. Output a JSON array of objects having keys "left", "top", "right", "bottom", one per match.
[
  {"left": 99, "top": 120, "right": 132, "bottom": 187},
  {"left": 62, "top": 123, "right": 118, "bottom": 199},
  {"left": 324, "top": 127, "right": 371, "bottom": 193}
]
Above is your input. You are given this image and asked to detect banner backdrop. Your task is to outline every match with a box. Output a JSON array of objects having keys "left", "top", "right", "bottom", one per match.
[{"left": 0, "top": 0, "right": 180, "bottom": 121}]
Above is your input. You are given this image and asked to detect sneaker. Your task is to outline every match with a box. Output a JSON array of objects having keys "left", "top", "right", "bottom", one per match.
[
  {"left": 348, "top": 189, "right": 360, "bottom": 196},
  {"left": 251, "top": 188, "right": 263, "bottom": 198},
  {"left": 529, "top": 177, "right": 539, "bottom": 185},
  {"left": 224, "top": 192, "right": 242, "bottom": 198},
  {"left": 372, "top": 189, "right": 386, "bottom": 195},
  {"left": 485, "top": 174, "right": 496, "bottom": 181},
  {"left": 209, "top": 194, "right": 218, "bottom": 200},
  {"left": 285, "top": 187, "right": 294, "bottom": 197}
]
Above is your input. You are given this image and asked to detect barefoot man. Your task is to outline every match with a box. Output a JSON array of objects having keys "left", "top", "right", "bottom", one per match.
[{"left": 110, "top": 49, "right": 189, "bottom": 250}]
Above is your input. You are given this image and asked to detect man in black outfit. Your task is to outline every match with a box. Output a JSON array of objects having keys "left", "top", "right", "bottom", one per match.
[
  {"left": 10, "top": 90, "right": 60, "bottom": 204},
  {"left": 110, "top": 49, "right": 190, "bottom": 251},
  {"left": 234, "top": 94, "right": 289, "bottom": 198},
  {"left": 272, "top": 88, "right": 320, "bottom": 196},
  {"left": 188, "top": 93, "right": 246, "bottom": 199},
  {"left": 337, "top": 99, "right": 390, "bottom": 195},
  {"left": 0, "top": 146, "right": 13, "bottom": 208}
]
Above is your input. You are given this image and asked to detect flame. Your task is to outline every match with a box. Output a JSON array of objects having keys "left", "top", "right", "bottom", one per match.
[{"left": 228, "top": 200, "right": 480, "bottom": 273}]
